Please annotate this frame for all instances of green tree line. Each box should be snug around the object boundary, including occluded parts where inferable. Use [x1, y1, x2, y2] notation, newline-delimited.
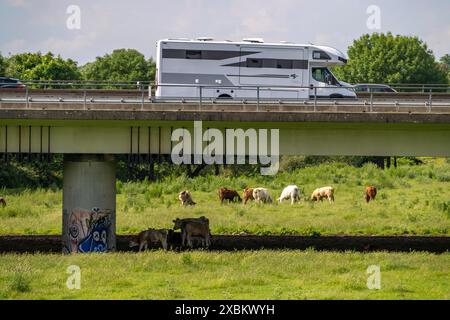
[0, 33, 448, 85]
[0, 49, 156, 86]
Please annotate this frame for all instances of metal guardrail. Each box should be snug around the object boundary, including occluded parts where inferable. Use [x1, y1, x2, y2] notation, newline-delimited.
[1, 82, 450, 113]
[11, 80, 450, 89]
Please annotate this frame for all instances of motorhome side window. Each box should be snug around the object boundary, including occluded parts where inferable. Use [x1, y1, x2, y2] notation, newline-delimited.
[262, 59, 277, 68]
[246, 58, 294, 69]
[312, 67, 338, 85]
[313, 50, 331, 60]
[247, 58, 262, 68]
[276, 59, 293, 69]
[186, 50, 202, 59]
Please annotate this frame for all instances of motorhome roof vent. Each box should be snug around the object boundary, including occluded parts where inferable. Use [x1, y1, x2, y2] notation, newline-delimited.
[196, 37, 214, 41]
[242, 38, 264, 43]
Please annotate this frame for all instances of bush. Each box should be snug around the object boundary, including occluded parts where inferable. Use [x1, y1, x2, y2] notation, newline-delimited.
[8, 273, 31, 293]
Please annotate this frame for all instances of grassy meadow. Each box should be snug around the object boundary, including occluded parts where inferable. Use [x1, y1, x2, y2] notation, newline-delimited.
[0, 158, 449, 236]
[0, 250, 448, 299]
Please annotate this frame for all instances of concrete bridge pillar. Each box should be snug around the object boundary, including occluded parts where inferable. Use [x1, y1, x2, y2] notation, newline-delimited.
[62, 154, 116, 253]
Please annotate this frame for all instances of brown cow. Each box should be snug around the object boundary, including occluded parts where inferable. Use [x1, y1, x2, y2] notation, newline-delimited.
[129, 229, 169, 251]
[173, 217, 211, 248]
[218, 187, 242, 204]
[0, 197, 6, 207]
[242, 188, 254, 205]
[365, 186, 377, 203]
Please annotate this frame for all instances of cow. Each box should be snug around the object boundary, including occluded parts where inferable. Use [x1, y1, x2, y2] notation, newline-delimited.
[365, 186, 377, 203]
[242, 188, 254, 205]
[167, 229, 182, 251]
[174, 216, 210, 226]
[167, 230, 206, 250]
[277, 185, 301, 205]
[252, 187, 273, 204]
[173, 217, 211, 249]
[178, 190, 196, 206]
[311, 186, 335, 203]
[0, 197, 6, 208]
[129, 229, 169, 251]
[218, 187, 242, 204]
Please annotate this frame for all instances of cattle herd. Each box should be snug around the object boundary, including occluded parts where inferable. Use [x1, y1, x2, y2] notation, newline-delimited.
[0, 186, 378, 252]
[129, 185, 378, 252]
[179, 185, 377, 206]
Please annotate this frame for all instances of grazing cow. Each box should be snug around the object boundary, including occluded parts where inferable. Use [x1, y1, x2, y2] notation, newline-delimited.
[277, 185, 301, 205]
[218, 187, 242, 204]
[365, 186, 377, 203]
[178, 190, 196, 206]
[129, 229, 169, 251]
[0, 197, 6, 208]
[173, 217, 211, 249]
[252, 187, 273, 204]
[311, 186, 335, 203]
[167, 230, 206, 250]
[242, 188, 254, 205]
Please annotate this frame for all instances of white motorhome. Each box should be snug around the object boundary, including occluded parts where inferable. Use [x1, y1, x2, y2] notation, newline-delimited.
[155, 38, 355, 100]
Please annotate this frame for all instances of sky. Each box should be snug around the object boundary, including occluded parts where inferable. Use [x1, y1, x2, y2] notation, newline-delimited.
[1, 0, 449, 65]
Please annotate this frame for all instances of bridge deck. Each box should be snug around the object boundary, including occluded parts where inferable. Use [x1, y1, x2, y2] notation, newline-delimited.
[1, 90, 449, 157]
[1, 108, 450, 124]
[1, 89, 450, 114]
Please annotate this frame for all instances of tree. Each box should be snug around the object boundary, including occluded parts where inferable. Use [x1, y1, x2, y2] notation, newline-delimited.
[333, 33, 448, 84]
[440, 54, 450, 68]
[5, 52, 81, 87]
[439, 54, 450, 83]
[5, 52, 81, 81]
[80, 49, 155, 84]
[0, 52, 7, 76]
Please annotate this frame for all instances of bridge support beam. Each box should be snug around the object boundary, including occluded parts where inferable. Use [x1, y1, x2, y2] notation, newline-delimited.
[62, 154, 116, 253]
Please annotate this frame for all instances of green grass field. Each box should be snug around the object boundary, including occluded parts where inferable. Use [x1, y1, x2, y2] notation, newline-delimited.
[0, 158, 449, 236]
[0, 158, 449, 300]
[0, 250, 448, 299]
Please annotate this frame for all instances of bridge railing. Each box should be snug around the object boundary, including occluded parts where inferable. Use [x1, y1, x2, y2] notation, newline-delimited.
[8, 80, 450, 92]
[1, 81, 450, 113]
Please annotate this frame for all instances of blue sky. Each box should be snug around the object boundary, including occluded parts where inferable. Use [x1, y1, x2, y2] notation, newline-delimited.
[1, 0, 449, 65]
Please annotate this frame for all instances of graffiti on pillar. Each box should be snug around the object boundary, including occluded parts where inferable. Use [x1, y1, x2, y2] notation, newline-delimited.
[66, 207, 112, 253]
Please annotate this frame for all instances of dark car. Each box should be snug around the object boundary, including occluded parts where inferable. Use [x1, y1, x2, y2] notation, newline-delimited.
[353, 84, 397, 93]
[0, 77, 26, 89]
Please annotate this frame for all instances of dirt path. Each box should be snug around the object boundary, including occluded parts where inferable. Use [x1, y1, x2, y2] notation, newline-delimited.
[0, 235, 448, 253]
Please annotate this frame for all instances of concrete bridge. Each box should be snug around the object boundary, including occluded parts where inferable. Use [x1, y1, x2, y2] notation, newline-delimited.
[1, 90, 449, 253]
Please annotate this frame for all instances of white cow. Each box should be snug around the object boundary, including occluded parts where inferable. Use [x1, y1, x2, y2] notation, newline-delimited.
[252, 187, 273, 204]
[277, 185, 301, 204]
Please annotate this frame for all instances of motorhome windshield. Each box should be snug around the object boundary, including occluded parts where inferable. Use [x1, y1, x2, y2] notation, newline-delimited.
[312, 68, 339, 86]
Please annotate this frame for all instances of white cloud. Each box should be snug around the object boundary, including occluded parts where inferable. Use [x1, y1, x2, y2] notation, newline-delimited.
[41, 32, 98, 56]
[1, 39, 27, 55]
[0, 0, 449, 63]
[4, 0, 29, 7]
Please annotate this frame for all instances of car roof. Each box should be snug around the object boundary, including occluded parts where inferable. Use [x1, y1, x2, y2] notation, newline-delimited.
[354, 84, 392, 87]
[0, 77, 20, 81]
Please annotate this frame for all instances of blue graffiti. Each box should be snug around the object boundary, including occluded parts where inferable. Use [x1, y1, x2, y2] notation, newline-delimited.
[78, 217, 109, 253]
